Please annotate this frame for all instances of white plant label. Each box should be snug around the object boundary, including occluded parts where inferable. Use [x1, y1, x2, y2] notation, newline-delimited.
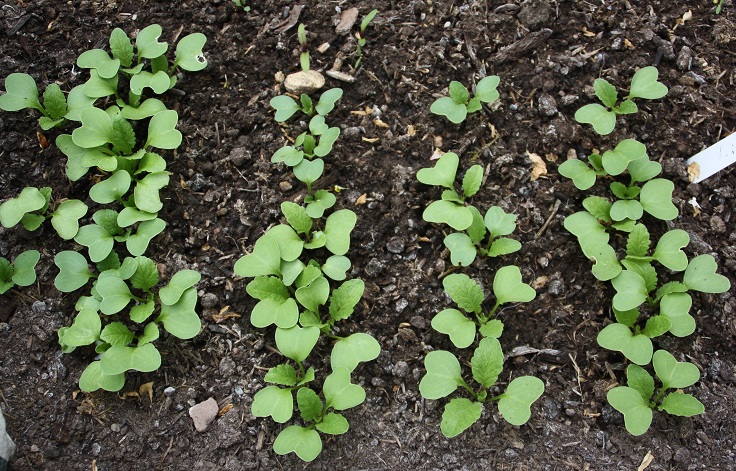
[686, 131, 736, 183]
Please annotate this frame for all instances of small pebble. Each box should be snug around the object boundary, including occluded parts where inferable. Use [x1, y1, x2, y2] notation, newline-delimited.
[164, 387, 176, 397]
[189, 397, 219, 432]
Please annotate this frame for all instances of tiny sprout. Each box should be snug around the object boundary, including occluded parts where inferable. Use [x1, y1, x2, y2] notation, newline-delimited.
[430, 76, 500, 124]
[297, 24, 310, 72]
[355, 9, 378, 68]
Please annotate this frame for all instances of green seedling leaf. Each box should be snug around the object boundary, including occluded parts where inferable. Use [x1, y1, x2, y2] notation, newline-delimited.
[484, 206, 516, 239]
[597, 323, 653, 365]
[109, 27, 133, 66]
[100, 322, 135, 347]
[64, 85, 95, 121]
[626, 364, 655, 402]
[471, 337, 503, 388]
[330, 333, 381, 372]
[441, 398, 483, 438]
[563, 211, 609, 248]
[10, 250, 40, 287]
[100, 343, 161, 375]
[136, 24, 168, 59]
[432, 309, 476, 348]
[582, 242, 622, 281]
[93, 209, 121, 236]
[54, 251, 94, 292]
[265, 225, 303, 262]
[607, 386, 653, 436]
[651, 229, 689, 271]
[0, 259, 11, 294]
[429, 95, 468, 124]
[479, 319, 503, 338]
[497, 376, 544, 426]
[270, 95, 300, 122]
[575, 103, 616, 135]
[159, 269, 201, 305]
[616, 99, 638, 115]
[77, 49, 120, 79]
[130, 301, 155, 323]
[0, 73, 42, 112]
[487, 238, 522, 258]
[466, 206, 486, 244]
[79, 361, 126, 392]
[97, 276, 134, 314]
[156, 287, 201, 339]
[316, 412, 349, 435]
[281, 201, 312, 235]
[602, 139, 647, 175]
[122, 98, 167, 121]
[611, 270, 647, 311]
[640, 179, 677, 221]
[130, 71, 171, 95]
[321, 255, 351, 281]
[73, 107, 114, 148]
[462, 165, 484, 198]
[75, 224, 115, 263]
[423, 200, 472, 231]
[56, 134, 92, 181]
[581, 196, 611, 223]
[659, 392, 704, 417]
[641, 315, 671, 338]
[135, 151, 167, 174]
[137, 322, 159, 345]
[251, 297, 299, 329]
[265, 364, 298, 386]
[683, 254, 730, 293]
[59, 309, 101, 349]
[273, 426, 322, 462]
[475, 75, 500, 103]
[593, 78, 618, 108]
[252, 385, 294, 423]
[324, 367, 366, 410]
[417, 152, 459, 189]
[627, 157, 662, 184]
[324, 209, 357, 256]
[146, 110, 182, 149]
[558, 159, 597, 190]
[0, 187, 46, 228]
[329, 279, 364, 321]
[443, 273, 484, 313]
[419, 350, 463, 400]
[493, 265, 535, 305]
[653, 350, 700, 389]
[246, 276, 289, 301]
[628, 66, 668, 100]
[235, 235, 282, 278]
[315, 88, 343, 116]
[293, 158, 324, 186]
[610, 200, 643, 222]
[82, 70, 118, 98]
[625, 224, 650, 258]
[89, 170, 131, 204]
[272, 145, 303, 166]
[42, 83, 67, 121]
[444, 233, 477, 267]
[660, 293, 695, 337]
[275, 326, 320, 362]
[117, 207, 157, 228]
[297, 387, 323, 422]
[174, 32, 208, 71]
[50, 199, 88, 240]
[126, 218, 166, 256]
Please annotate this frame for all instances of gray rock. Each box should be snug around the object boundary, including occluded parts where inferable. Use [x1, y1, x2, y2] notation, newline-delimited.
[200, 292, 218, 309]
[677, 46, 692, 71]
[219, 357, 237, 377]
[189, 397, 219, 432]
[392, 361, 409, 378]
[386, 236, 405, 254]
[517, 0, 551, 30]
[538, 93, 558, 116]
[284, 70, 325, 95]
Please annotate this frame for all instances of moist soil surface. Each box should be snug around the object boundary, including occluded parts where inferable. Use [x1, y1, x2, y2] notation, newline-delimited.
[1, 1, 736, 470]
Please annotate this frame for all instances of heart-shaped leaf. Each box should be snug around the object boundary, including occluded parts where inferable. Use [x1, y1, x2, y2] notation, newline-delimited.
[659, 392, 704, 417]
[275, 326, 320, 362]
[479, 319, 503, 338]
[0, 187, 46, 228]
[89, 170, 131, 204]
[97, 276, 134, 314]
[417, 152, 459, 189]
[234, 234, 281, 278]
[419, 350, 463, 400]
[100, 343, 161, 375]
[126, 218, 166, 256]
[497, 376, 544, 425]
[652, 350, 700, 390]
[51, 199, 88, 240]
[563, 211, 609, 249]
[293, 158, 324, 186]
[273, 426, 322, 462]
[484, 206, 517, 239]
[611, 270, 647, 311]
[78, 361, 126, 392]
[431, 309, 476, 348]
[82, 70, 118, 99]
[252, 385, 294, 423]
[683, 254, 730, 293]
[660, 293, 695, 337]
[640, 179, 677, 221]
[597, 323, 653, 365]
[75, 224, 115, 263]
[54, 251, 94, 292]
[146, 110, 181, 149]
[251, 297, 299, 329]
[423, 200, 473, 231]
[316, 412, 349, 435]
[610, 200, 643, 222]
[607, 386, 652, 436]
[558, 159, 597, 190]
[431, 96, 467, 124]
[441, 398, 483, 438]
[628, 66, 668, 100]
[159, 269, 201, 305]
[58, 308, 101, 349]
[133, 171, 169, 213]
[493, 265, 535, 305]
[321, 255, 350, 281]
[72, 107, 114, 148]
[0, 73, 41, 112]
[323, 367, 366, 410]
[270, 95, 300, 122]
[627, 157, 662, 184]
[136, 24, 168, 59]
[10, 250, 40, 287]
[324, 209, 357, 256]
[330, 333, 380, 372]
[174, 33, 208, 71]
[582, 242, 622, 281]
[575, 103, 616, 135]
[77, 49, 120, 79]
[602, 139, 647, 175]
[295, 275, 329, 313]
[652, 229, 689, 271]
[475, 75, 500, 103]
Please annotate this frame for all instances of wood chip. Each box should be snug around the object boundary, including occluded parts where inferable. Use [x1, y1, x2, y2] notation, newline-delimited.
[326, 70, 355, 82]
[637, 451, 654, 471]
[335, 7, 359, 35]
[490, 29, 552, 64]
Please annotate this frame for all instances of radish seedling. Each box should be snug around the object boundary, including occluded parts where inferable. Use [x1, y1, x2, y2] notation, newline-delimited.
[430, 76, 500, 124]
[354, 9, 378, 68]
[0, 250, 40, 294]
[270, 88, 343, 122]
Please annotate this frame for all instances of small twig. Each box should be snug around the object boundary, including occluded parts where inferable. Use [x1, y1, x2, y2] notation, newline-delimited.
[534, 199, 561, 240]
[158, 437, 174, 468]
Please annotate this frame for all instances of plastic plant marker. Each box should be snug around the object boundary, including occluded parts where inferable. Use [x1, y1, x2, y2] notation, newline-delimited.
[686, 131, 736, 183]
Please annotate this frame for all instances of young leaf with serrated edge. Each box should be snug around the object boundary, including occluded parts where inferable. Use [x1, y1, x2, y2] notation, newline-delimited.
[626, 364, 654, 402]
[471, 337, 503, 388]
[462, 165, 483, 198]
[100, 322, 134, 346]
[316, 412, 349, 435]
[130, 257, 159, 291]
[329, 279, 364, 322]
[297, 387, 323, 422]
[281, 201, 312, 235]
[625, 224, 650, 258]
[659, 392, 704, 417]
[265, 364, 299, 386]
[442, 273, 483, 313]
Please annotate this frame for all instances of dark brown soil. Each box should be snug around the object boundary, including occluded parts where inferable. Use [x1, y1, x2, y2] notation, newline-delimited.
[1, 0, 735, 470]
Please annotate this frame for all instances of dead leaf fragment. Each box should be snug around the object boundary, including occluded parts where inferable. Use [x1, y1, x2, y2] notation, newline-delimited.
[355, 194, 367, 205]
[406, 125, 416, 137]
[687, 161, 700, 182]
[362, 137, 379, 143]
[637, 450, 654, 471]
[527, 152, 547, 180]
[218, 403, 234, 416]
[373, 118, 389, 128]
[139, 382, 154, 403]
[624, 38, 635, 49]
[212, 306, 241, 323]
[532, 276, 548, 289]
[37, 132, 48, 149]
[350, 106, 375, 116]
[582, 26, 597, 37]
